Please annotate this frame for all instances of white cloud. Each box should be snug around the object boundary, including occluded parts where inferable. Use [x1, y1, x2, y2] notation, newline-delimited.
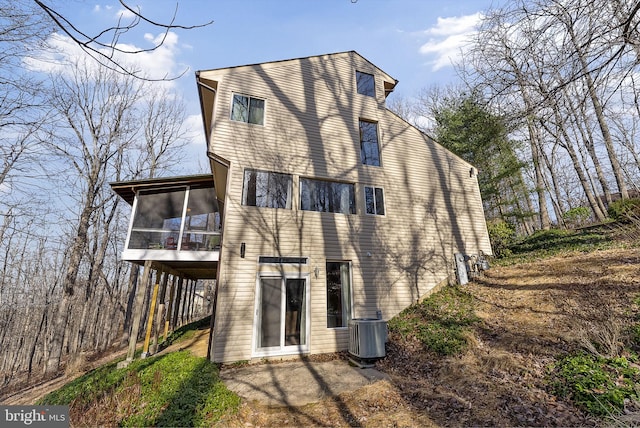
[116, 7, 137, 20]
[184, 114, 205, 145]
[23, 30, 185, 83]
[92, 4, 113, 13]
[419, 12, 483, 71]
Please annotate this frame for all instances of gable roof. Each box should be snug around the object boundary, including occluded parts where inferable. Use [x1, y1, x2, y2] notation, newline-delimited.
[195, 51, 398, 145]
[196, 50, 397, 88]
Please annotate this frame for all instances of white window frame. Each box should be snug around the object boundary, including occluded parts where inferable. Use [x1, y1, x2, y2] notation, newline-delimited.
[252, 272, 311, 358]
[299, 177, 356, 215]
[364, 185, 385, 216]
[230, 93, 266, 126]
[359, 119, 381, 166]
[242, 169, 293, 209]
[325, 260, 353, 329]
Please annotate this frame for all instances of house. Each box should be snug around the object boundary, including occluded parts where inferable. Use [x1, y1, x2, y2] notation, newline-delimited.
[113, 51, 492, 364]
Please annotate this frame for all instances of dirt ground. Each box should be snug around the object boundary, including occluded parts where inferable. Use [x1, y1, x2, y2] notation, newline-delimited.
[4, 247, 640, 426]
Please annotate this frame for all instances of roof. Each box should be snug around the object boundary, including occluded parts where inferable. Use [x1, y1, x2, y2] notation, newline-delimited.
[109, 174, 214, 205]
[195, 50, 397, 85]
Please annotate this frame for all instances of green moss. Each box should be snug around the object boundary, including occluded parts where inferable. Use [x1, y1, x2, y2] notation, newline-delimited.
[550, 353, 640, 416]
[495, 229, 614, 266]
[388, 286, 478, 356]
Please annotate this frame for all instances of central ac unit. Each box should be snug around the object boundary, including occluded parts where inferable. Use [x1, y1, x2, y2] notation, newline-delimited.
[348, 318, 387, 359]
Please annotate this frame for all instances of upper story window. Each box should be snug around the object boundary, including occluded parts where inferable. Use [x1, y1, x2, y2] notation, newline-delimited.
[242, 169, 292, 209]
[300, 178, 355, 215]
[359, 120, 380, 166]
[365, 186, 385, 215]
[231, 94, 265, 125]
[356, 71, 375, 97]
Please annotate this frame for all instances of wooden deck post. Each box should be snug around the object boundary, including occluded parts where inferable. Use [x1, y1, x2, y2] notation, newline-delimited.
[125, 260, 152, 362]
[142, 267, 162, 357]
[180, 279, 190, 325]
[188, 280, 197, 321]
[164, 275, 177, 339]
[186, 280, 195, 323]
[172, 277, 184, 329]
[151, 270, 169, 354]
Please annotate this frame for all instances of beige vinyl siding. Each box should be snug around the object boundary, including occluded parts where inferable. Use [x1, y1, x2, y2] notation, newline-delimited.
[202, 52, 491, 362]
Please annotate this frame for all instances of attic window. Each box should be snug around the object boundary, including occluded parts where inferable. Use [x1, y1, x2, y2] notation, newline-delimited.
[231, 94, 265, 125]
[356, 71, 375, 97]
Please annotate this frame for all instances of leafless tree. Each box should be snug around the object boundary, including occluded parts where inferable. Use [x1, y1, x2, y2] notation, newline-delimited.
[37, 56, 190, 375]
[459, 0, 640, 227]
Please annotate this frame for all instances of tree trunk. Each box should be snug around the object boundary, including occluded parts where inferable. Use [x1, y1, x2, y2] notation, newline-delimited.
[121, 264, 139, 346]
[45, 293, 72, 375]
[528, 121, 552, 230]
[28, 308, 48, 378]
[566, 22, 629, 199]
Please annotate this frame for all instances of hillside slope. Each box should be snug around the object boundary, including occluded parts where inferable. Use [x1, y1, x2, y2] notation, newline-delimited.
[231, 246, 640, 427]
[5, 244, 640, 427]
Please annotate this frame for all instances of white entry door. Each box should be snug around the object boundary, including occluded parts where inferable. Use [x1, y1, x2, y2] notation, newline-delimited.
[254, 274, 309, 356]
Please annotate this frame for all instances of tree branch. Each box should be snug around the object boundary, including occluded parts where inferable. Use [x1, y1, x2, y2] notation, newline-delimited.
[32, 0, 213, 81]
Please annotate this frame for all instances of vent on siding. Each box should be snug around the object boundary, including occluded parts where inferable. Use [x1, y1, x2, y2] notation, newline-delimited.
[258, 256, 308, 264]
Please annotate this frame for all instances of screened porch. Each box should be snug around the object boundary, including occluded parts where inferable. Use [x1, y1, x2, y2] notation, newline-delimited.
[111, 174, 221, 264]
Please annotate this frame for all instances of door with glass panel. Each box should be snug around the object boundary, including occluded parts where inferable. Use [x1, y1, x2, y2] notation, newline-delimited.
[255, 275, 309, 355]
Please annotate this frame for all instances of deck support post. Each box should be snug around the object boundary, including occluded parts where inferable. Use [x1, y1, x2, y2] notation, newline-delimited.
[180, 278, 190, 325]
[142, 267, 162, 357]
[124, 260, 152, 363]
[151, 271, 170, 354]
[164, 275, 177, 339]
[186, 280, 195, 322]
[173, 277, 184, 329]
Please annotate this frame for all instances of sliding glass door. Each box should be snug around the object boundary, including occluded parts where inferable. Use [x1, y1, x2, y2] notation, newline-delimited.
[255, 275, 309, 356]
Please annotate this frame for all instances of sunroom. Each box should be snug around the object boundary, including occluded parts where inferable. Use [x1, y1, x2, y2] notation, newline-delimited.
[110, 174, 221, 277]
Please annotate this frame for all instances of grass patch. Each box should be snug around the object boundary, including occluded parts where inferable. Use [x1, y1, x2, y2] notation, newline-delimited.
[495, 229, 614, 266]
[162, 316, 211, 348]
[388, 286, 478, 356]
[549, 353, 640, 416]
[548, 293, 640, 417]
[38, 350, 239, 427]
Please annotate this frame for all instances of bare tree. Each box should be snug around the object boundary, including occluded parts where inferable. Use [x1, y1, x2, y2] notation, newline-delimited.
[460, 0, 640, 228]
[0, 0, 205, 384]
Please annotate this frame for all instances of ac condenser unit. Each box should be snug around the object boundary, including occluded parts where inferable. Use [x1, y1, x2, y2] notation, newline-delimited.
[348, 318, 387, 359]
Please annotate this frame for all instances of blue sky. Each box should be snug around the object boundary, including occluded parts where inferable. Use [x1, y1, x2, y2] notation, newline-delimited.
[44, 0, 498, 172]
